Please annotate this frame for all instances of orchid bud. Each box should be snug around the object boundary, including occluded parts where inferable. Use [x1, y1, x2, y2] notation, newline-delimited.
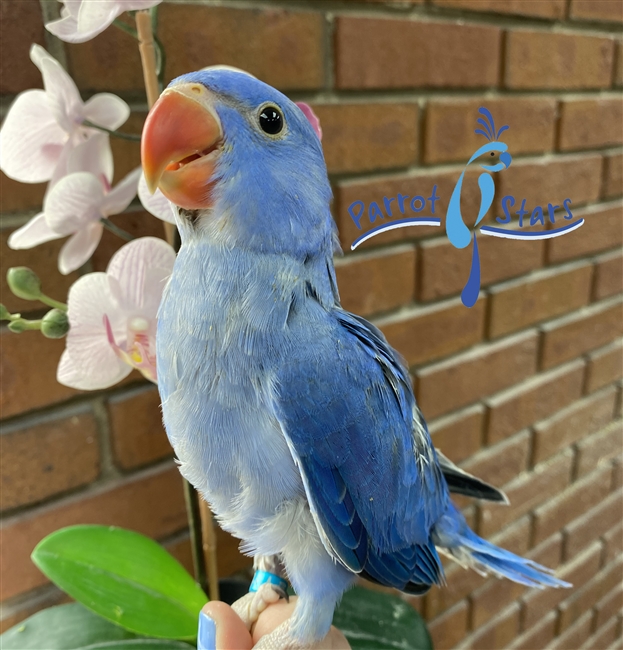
[0, 304, 13, 321]
[8, 319, 28, 333]
[7, 267, 42, 301]
[41, 309, 70, 339]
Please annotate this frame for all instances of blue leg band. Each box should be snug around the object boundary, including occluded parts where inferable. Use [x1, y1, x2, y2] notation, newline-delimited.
[249, 569, 288, 593]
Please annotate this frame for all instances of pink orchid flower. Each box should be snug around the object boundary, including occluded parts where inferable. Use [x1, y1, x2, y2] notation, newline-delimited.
[8, 133, 141, 275]
[46, 0, 162, 43]
[0, 45, 129, 185]
[58, 236, 176, 390]
[138, 172, 176, 223]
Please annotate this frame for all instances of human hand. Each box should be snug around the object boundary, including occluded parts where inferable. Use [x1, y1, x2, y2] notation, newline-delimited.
[197, 597, 351, 649]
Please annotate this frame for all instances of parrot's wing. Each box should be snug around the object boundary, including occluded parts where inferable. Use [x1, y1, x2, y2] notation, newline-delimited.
[271, 309, 447, 589]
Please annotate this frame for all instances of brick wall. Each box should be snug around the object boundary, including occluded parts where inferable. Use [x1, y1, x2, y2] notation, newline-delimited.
[1, 0, 622, 647]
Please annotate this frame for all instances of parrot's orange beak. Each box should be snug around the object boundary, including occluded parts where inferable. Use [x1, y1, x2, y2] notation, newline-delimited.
[141, 83, 223, 210]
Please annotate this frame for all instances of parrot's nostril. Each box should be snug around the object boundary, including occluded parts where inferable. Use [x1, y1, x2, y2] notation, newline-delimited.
[190, 85, 202, 94]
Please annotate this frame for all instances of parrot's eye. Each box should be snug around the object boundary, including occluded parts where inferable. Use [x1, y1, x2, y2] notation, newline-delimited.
[258, 104, 284, 136]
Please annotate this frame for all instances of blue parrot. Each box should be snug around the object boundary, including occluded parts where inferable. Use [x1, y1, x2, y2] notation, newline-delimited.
[142, 67, 570, 648]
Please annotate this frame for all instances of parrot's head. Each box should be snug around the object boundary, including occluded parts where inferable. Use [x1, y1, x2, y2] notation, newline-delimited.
[141, 67, 334, 257]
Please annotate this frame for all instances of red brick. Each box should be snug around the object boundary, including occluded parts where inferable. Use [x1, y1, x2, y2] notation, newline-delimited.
[334, 167, 473, 253]
[1, 228, 81, 315]
[416, 331, 538, 419]
[497, 154, 603, 212]
[0, 463, 187, 602]
[616, 40, 623, 85]
[568, 490, 622, 561]
[432, 0, 566, 18]
[428, 405, 484, 464]
[479, 449, 573, 537]
[419, 230, 545, 302]
[0, 173, 46, 214]
[595, 583, 623, 629]
[603, 153, 623, 198]
[488, 262, 593, 338]
[0, 410, 100, 512]
[335, 16, 501, 89]
[427, 599, 469, 649]
[547, 202, 623, 264]
[335, 245, 416, 317]
[575, 421, 623, 478]
[541, 297, 623, 369]
[108, 385, 173, 471]
[0, 0, 45, 95]
[586, 339, 623, 393]
[68, 6, 324, 94]
[463, 603, 520, 649]
[522, 541, 601, 628]
[378, 297, 485, 367]
[604, 521, 623, 563]
[505, 31, 615, 89]
[533, 465, 612, 545]
[0, 332, 78, 419]
[530, 530, 564, 569]
[559, 99, 623, 151]
[486, 359, 585, 444]
[424, 97, 557, 164]
[461, 430, 531, 489]
[508, 611, 557, 649]
[594, 250, 623, 300]
[582, 615, 620, 649]
[559, 557, 623, 631]
[533, 387, 617, 464]
[570, 0, 623, 22]
[315, 103, 418, 176]
[548, 610, 594, 649]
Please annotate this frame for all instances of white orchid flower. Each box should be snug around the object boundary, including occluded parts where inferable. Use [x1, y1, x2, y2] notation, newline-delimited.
[58, 236, 175, 390]
[138, 172, 176, 223]
[46, 0, 162, 43]
[0, 44, 129, 185]
[8, 132, 141, 275]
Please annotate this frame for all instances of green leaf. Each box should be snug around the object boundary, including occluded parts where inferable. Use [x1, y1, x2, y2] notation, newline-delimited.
[333, 587, 433, 650]
[31, 526, 207, 640]
[0, 603, 193, 650]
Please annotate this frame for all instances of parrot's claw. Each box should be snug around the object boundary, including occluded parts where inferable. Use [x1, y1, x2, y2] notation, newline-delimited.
[231, 583, 286, 631]
[253, 620, 319, 649]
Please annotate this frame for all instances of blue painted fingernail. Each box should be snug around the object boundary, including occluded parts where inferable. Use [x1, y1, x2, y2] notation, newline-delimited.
[198, 610, 216, 650]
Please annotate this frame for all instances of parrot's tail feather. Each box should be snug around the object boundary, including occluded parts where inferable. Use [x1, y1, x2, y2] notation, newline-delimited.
[434, 502, 571, 590]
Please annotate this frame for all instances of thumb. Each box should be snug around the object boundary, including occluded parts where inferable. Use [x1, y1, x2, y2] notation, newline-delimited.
[198, 602, 253, 650]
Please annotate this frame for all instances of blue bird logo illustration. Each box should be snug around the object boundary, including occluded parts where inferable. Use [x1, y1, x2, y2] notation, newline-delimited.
[446, 107, 512, 307]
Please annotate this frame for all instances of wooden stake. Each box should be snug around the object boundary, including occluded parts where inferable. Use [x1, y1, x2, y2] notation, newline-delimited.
[135, 9, 220, 602]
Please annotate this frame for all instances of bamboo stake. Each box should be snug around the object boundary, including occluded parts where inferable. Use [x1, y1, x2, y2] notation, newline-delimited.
[136, 11, 175, 246]
[135, 9, 220, 602]
[200, 499, 220, 602]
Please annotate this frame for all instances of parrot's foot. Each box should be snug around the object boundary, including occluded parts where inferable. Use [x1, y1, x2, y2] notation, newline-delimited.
[231, 583, 287, 631]
[253, 619, 320, 649]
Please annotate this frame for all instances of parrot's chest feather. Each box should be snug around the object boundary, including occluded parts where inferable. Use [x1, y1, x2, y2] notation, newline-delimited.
[157, 244, 314, 547]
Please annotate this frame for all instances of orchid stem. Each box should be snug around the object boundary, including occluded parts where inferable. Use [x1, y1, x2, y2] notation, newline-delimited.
[39, 295, 68, 312]
[101, 218, 135, 242]
[113, 18, 138, 39]
[84, 121, 141, 142]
